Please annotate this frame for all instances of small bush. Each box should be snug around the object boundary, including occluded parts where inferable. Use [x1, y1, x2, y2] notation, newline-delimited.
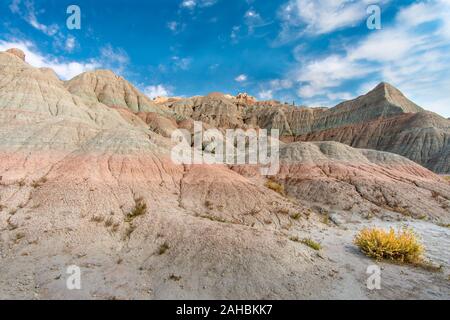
[289, 236, 322, 250]
[354, 227, 424, 263]
[301, 238, 322, 251]
[200, 214, 227, 223]
[265, 180, 285, 195]
[104, 217, 114, 227]
[290, 212, 301, 220]
[157, 242, 169, 255]
[125, 197, 147, 222]
[91, 215, 104, 223]
[204, 200, 214, 210]
[31, 177, 48, 188]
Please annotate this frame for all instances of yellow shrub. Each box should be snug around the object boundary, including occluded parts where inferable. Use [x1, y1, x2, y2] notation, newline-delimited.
[265, 180, 285, 195]
[354, 227, 424, 263]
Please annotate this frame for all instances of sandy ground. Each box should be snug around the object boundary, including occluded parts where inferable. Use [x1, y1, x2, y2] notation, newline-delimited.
[1, 211, 448, 300]
[301, 218, 450, 299]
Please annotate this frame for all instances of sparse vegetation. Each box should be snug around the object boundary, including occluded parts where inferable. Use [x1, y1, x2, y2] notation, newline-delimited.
[15, 232, 25, 240]
[354, 227, 424, 264]
[169, 274, 181, 281]
[204, 200, 214, 210]
[200, 214, 227, 223]
[277, 207, 290, 215]
[289, 236, 322, 250]
[17, 179, 26, 187]
[125, 197, 147, 222]
[290, 212, 301, 220]
[390, 206, 412, 217]
[123, 224, 136, 240]
[321, 215, 330, 225]
[265, 179, 285, 195]
[104, 217, 114, 227]
[31, 177, 47, 188]
[157, 242, 170, 255]
[301, 238, 322, 251]
[91, 214, 104, 223]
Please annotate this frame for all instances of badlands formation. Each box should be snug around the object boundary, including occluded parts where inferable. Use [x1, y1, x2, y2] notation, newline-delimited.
[0, 48, 449, 299]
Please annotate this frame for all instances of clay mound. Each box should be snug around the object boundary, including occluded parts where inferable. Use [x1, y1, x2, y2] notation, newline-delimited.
[293, 111, 450, 173]
[278, 142, 450, 222]
[135, 111, 181, 138]
[6, 48, 25, 61]
[65, 70, 167, 114]
[167, 95, 246, 128]
[179, 164, 310, 228]
[0, 51, 138, 130]
[332, 82, 423, 116]
[234, 141, 449, 223]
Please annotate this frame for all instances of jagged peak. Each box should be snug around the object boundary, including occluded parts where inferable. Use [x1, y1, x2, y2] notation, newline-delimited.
[340, 82, 423, 114]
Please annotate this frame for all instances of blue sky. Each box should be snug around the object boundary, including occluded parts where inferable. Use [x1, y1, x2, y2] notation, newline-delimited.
[1, 0, 449, 117]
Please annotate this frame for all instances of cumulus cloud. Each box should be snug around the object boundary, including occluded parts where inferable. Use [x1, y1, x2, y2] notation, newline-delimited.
[276, 0, 450, 116]
[258, 90, 273, 100]
[9, 0, 78, 54]
[172, 56, 192, 71]
[0, 39, 99, 80]
[0, 39, 134, 81]
[144, 85, 172, 99]
[276, 0, 389, 43]
[65, 36, 76, 53]
[180, 0, 217, 10]
[95, 45, 132, 76]
[10, 0, 59, 36]
[235, 74, 248, 82]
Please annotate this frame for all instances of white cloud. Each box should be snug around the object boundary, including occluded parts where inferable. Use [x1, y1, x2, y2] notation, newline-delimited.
[172, 56, 192, 70]
[277, 0, 386, 39]
[181, 0, 197, 9]
[180, 0, 217, 10]
[296, 55, 372, 98]
[230, 25, 240, 42]
[270, 79, 293, 90]
[326, 91, 353, 101]
[99, 45, 130, 75]
[167, 21, 178, 32]
[235, 74, 248, 82]
[278, 0, 450, 117]
[65, 36, 76, 52]
[258, 90, 273, 100]
[144, 85, 172, 99]
[23, 0, 59, 36]
[0, 39, 99, 80]
[9, 0, 78, 55]
[9, 0, 21, 13]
